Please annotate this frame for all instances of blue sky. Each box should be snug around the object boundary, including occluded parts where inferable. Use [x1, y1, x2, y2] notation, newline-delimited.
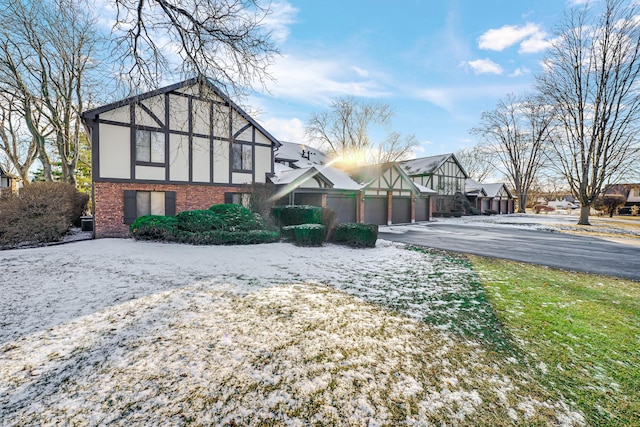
[250, 0, 584, 156]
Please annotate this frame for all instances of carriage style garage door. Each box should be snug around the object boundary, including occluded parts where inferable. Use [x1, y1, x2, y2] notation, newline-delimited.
[326, 195, 357, 224]
[391, 197, 411, 224]
[364, 197, 388, 225]
[415, 197, 429, 222]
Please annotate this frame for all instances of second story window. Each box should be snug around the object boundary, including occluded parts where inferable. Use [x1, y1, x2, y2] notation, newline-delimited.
[136, 130, 165, 164]
[232, 143, 252, 171]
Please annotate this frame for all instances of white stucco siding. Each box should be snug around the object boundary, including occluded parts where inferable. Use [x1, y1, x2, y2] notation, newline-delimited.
[136, 97, 165, 128]
[168, 94, 190, 133]
[213, 106, 230, 138]
[99, 124, 130, 179]
[192, 99, 211, 135]
[254, 130, 272, 145]
[169, 134, 189, 181]
[192, 137, 210, 183]
[100, 106, 129, 124]
[235, 127, 253, 141]
[231, 113, 250, 136]
[213, 139, 229, 183]
[232, 172, 252, 184]
[254, 145, 272, 184]
[135, 165, 165, 180]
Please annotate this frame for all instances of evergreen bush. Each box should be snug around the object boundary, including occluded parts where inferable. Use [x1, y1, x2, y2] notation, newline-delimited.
[332, 223, 378, 248]
[292, 224, 325, 246]
[270, 205, 323, 227]
[208, 203, 263, 230]
[130, 215, 179, 240]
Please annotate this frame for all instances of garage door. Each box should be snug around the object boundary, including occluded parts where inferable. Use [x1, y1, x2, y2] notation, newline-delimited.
[415, 197, 429, 222]
[364, 197, 387, 225]
[391, 197, 411, 224]
[326, 195, 357, 224]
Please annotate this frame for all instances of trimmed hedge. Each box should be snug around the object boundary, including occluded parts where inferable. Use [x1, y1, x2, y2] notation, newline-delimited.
[176, 209, 222, 232]
[271, 205, 323, 227]
[292, 224, 325, 246]
[129, 215, 179, 240]
[171, 229, 280, 245]
[208, 203, 264, 231]
[332, 223, 378, 248]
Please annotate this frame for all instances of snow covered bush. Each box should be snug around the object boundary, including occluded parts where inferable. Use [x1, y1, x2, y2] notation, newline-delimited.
[171, 229, 280, 245]
[208, 203, 264, 231]
[332, 223, 378, 248]
[291, 224, 325, 246]
[129, 215, 179, 240]
[0, 182, 88, 247]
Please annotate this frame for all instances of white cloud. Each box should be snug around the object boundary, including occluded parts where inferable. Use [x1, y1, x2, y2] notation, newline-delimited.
[417, 88, 455, 111]
[259, 117, 308, 143]
[509, 67, 530, 77]
[478, 23, 545, 52]
[467, 58, 504, 75]
[519, 33, 551, 53]
[351, 66, 370, 78]
[265, 55, 389, 104]
[262, 2, 298, 44]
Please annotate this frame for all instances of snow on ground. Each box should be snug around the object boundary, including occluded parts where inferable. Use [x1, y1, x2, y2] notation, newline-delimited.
[0, 239, 585, 425]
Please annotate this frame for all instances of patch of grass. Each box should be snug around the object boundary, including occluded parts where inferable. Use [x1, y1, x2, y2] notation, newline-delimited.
[469, 256, 640, 426]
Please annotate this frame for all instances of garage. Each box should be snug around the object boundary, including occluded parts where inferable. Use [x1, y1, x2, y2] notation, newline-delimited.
[364, 196, 388, 225]
[415, 197, 429, 221]
[391, 197, 411, 224]
[326, 194, 357, 224]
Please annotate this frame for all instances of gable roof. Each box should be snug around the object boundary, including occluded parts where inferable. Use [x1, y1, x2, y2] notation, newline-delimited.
[352, 162, 436, 195]
[270, 166, 333, 188]
[0, 165, 18, 179]
[81, 77, 281, 148]
[482, 182, 513, 198]
[399, 153, 468, 178]
[274, 141, 330, 168]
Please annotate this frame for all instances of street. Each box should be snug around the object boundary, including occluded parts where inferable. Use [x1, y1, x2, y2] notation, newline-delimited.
[379, 222, 640, 280]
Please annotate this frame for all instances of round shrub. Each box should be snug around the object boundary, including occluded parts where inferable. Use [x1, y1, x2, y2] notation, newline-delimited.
[130, 215, 179, 240]
[208, 203, 265, 231]
[176, 209, 222, 232]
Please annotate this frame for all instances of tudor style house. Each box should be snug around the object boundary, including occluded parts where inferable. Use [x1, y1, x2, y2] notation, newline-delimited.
[81, 78, 280, 237]
[399, 153, 468, 215]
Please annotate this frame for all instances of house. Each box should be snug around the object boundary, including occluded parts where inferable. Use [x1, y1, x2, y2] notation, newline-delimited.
[465, 179, 515, 214]
[272, 141, 435, 224]
[602, 183, 640, 215]
[0, 166, 19, 195]
[81, 78, 281, 237]
[399, 154, 468, 216]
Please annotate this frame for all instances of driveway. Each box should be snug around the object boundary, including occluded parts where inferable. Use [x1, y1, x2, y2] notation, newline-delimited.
[379, 220, 640, 280]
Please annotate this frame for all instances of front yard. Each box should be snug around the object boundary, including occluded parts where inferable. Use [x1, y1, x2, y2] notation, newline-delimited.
[1, 238, 637, 425]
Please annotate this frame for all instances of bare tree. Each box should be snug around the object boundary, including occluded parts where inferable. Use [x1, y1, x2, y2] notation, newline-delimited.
[455, 145, 496, 182]
[471, 93, 553, 213]
[0, 93, 41, 184]
[112, 0, 278, 93]
[537, 0, 640, 225]
[0, 0, 101, 186]
[306, 96, 417, 170]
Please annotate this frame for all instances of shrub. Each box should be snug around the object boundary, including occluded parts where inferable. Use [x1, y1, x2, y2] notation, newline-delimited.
[271, 205, 323, 227]
[130, 215, 179, 240]
[170, 229, 279, 245]
[291, 224, 325, 246]
[332, 223, 378, 248]
[208, 203, 264, 231]
[176, 210, 221, 232]
[0, 182, 89, 247]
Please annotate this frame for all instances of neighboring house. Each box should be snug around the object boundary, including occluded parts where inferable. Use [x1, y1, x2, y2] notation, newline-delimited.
[81, 78, 281, 237]
[603, 183, 640, 214]
[465, 179, 515, 214]
[272, 142, 435, 224]
[399, 154, 468, 215]
[0, 166, 19, 195]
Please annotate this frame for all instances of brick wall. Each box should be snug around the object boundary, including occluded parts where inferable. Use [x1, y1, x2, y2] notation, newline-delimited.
[94, 182, 245, 238]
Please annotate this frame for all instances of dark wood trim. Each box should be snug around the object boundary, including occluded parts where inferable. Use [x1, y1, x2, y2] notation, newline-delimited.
[165, 93, 170, 182]
[90, 119, 100, 180]
[188, 97, 193, 182]
[136, 102, 165, 128]
[130, 104, 136, 180]
[233, 122, 252, 139]
[93, 177, 256, 187]
[135, 161, 165, 167]
[252, 127, 256, 182]
[167, 89, 226, 105]
[209, 103, 214, 184]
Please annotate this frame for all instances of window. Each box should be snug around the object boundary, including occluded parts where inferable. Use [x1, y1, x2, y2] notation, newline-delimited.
[436, 198, 445, 212]
[124, 190, 176, 224]
[232, 144, 252, 171]
[136, 191, 165, 217]
[136, 130, 165, 163]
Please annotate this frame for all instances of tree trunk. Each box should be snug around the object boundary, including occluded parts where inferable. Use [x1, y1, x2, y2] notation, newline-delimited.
[518, 194, 527, 213]
[578, 205, 591, 225]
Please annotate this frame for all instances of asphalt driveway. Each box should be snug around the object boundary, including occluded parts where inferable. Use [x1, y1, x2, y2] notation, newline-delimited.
[379, 221, 640, 280]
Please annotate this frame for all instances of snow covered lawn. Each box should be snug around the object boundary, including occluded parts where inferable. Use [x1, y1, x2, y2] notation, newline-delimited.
[1, 239, 584, 425]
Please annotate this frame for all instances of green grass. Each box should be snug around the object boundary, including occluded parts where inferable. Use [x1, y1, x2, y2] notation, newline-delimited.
[469, 256, 640, 426]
